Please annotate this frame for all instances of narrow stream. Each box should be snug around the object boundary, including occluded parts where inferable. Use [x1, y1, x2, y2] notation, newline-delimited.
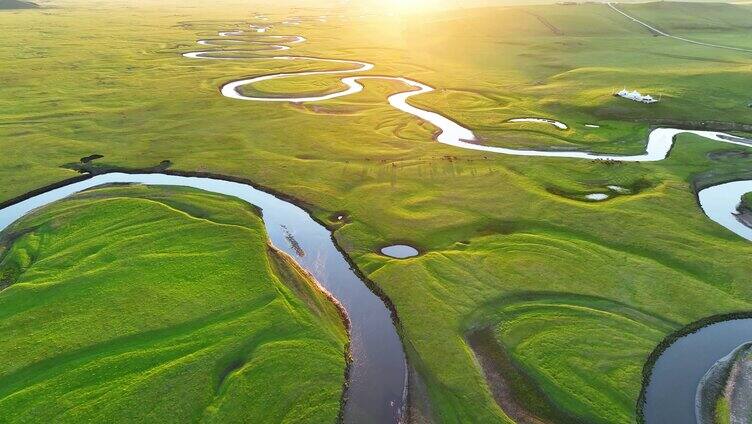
[0, 173, 407, 424]
[184, 28, 752, 162]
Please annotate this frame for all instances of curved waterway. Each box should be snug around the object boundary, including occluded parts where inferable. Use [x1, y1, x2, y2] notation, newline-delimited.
[642, 319, 752, 423]
[698, 180, 752, 241]
[0, 173, 407, 424]
[183, 28, 752, 239]
[184, 29, 752, 162]
[180, 21, 752, 422]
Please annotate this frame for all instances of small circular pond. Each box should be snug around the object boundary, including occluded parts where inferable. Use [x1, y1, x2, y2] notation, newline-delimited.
[381, 245, 419, 259]
[642, 318, 752, 423]
[585, 193, 609, 201]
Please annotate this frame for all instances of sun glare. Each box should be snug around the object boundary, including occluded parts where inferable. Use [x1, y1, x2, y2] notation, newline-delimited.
[388, 0, 445, 13]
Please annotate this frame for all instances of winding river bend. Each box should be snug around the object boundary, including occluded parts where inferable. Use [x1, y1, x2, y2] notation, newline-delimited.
[698, 180, 752, 241]
[184, 27, 752, 161]
[178, 20, 752, 422]
[182, 24, 752, 221]
[0, 173, 407, 424]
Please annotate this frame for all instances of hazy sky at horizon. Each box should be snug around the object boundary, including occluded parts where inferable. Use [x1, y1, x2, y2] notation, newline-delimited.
[334, 0, 538, 14]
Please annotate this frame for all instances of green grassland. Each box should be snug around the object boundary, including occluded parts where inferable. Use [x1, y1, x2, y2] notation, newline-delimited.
[0, 185, 348, 423]
[2, 0, 752, 423]
[742, 192, 752, 210]
[619, 2, 752, 50]
[621, 2, 752, 32]
[485, 295, 676, 423]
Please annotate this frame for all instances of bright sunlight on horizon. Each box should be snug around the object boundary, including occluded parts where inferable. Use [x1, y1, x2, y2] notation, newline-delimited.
[371, 0, 499, 13]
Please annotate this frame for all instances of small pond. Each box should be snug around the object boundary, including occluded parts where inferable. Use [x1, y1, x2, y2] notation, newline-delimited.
[381, 245, 419, 259]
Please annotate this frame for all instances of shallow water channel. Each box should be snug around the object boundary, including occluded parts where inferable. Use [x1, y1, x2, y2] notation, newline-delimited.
[0, 172, 407, 424]
[643, 319, 752, 423]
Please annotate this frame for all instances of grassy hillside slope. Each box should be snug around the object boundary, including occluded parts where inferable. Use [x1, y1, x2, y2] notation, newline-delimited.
[622, 2, 752, 31]
[0, 185, 347, 423]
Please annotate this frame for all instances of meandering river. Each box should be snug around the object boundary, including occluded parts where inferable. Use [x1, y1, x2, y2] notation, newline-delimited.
[180, 22, 752, 423]
[185, 28, 752, 162]
[0, 173, 407, 424]
[2, 18, 749, 424]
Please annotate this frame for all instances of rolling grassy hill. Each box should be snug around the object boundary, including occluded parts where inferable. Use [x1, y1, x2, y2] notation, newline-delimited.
[621, 1, 752, 31]
[0, 185, 348, 423]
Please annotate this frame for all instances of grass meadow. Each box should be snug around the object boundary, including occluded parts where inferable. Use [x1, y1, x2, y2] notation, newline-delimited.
[1, 0, 752, 422]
